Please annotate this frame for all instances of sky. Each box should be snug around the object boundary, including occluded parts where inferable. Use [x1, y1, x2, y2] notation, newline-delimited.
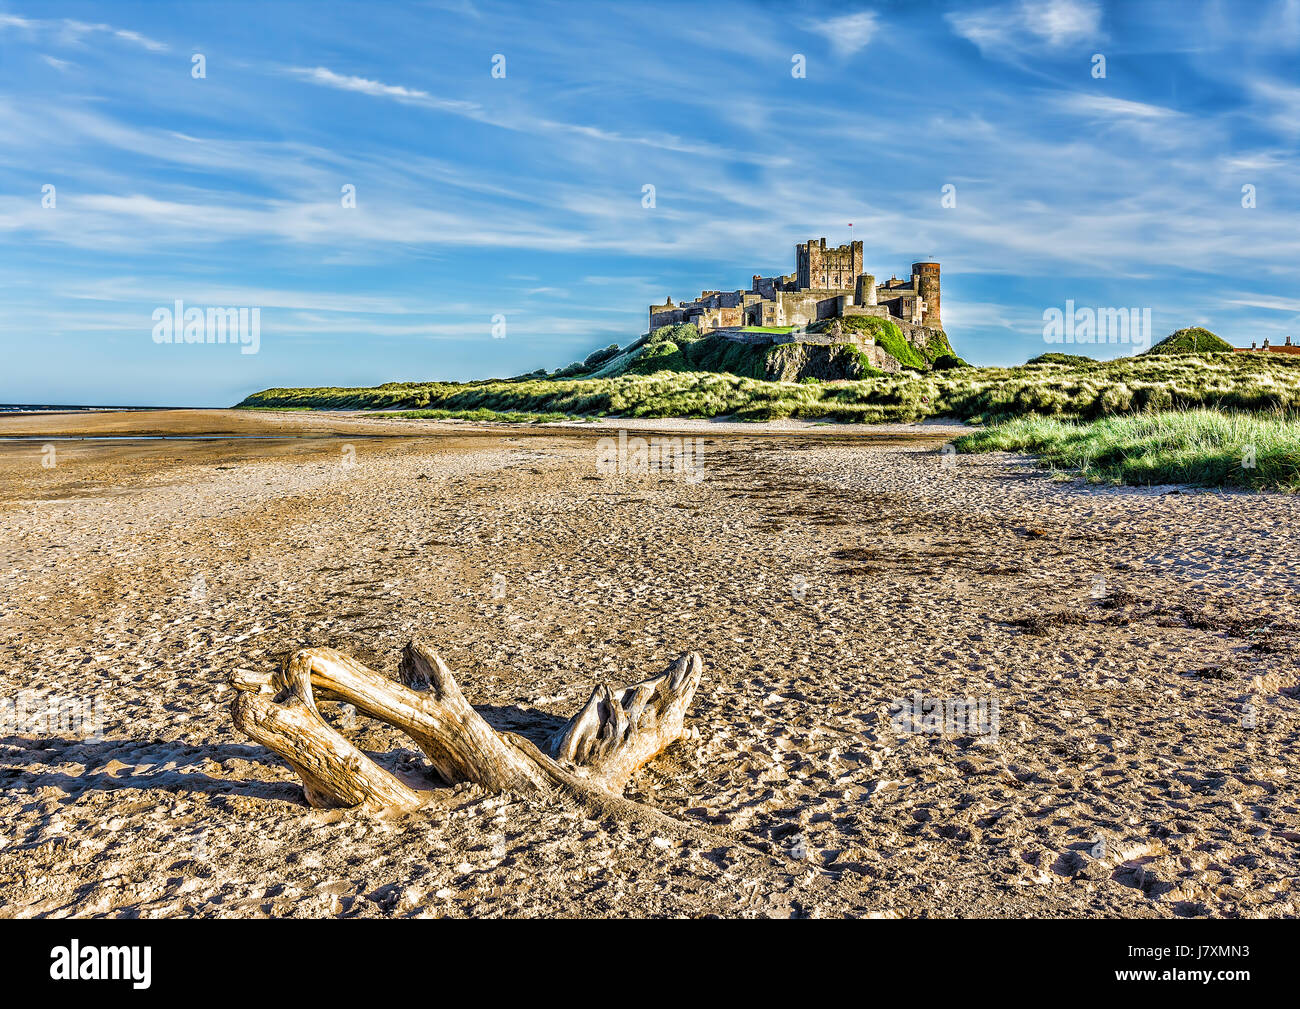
[1, 0, 1299, 406]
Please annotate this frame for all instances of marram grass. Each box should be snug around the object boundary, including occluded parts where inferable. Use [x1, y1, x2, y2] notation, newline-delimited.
[954, 410, 1300, 492]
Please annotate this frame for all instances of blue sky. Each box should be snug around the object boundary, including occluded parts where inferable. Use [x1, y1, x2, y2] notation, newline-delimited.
[2, 0, 1299, 406]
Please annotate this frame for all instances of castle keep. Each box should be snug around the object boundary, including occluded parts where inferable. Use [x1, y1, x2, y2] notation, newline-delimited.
[649, 239, 942, 334]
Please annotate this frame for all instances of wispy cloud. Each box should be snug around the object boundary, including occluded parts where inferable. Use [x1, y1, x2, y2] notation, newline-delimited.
[948, 0, 1103, 56]
[1223, 294, 1300, 313]
[0, 14, 168, 51]
[285, 66, 483, 115]
[1057, 94, 1179, 119]
[807, 11, 879, 57]
[286, 62, 783, 163]
[1248, 79, 1300, 134]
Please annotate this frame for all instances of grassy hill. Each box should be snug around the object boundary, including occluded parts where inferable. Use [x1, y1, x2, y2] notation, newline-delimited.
[1144, 327, 1235, 355]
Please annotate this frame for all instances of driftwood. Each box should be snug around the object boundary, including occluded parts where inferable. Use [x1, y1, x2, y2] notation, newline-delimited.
[230, 641, 704, 818]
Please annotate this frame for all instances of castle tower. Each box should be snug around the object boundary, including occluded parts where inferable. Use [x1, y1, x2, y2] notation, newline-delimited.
[796, 238, 864, 290]
[912, 262, 941, 328]
[855, 273, 876, 306]
[795, 239, 816, 289]
[848, 242, 864, 287]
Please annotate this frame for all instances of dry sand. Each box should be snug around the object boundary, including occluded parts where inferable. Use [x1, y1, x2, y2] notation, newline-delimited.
[0, 408, 1297, 918]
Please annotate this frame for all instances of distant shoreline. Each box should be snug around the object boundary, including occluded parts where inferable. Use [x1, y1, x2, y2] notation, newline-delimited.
[0, 404, 193, 414]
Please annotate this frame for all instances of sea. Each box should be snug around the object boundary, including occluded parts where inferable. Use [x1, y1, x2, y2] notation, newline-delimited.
[0, 404, 172, 414]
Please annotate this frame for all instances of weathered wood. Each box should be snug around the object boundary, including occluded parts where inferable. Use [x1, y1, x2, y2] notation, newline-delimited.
[231, 672, 423, 811]
[229, 641, 703, 813]
[548, 652, 702, 786]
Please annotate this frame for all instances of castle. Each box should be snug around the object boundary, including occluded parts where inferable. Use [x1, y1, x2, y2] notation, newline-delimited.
[649, 239, 942, 334]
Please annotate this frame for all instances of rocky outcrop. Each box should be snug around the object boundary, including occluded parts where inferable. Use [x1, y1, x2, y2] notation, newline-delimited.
[763, 341, 899, 382]
[711, 318, 956, 379]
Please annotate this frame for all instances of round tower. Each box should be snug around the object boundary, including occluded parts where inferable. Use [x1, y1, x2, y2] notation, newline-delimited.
[855, 273, 876, 307]
[912, 262, 941, 328]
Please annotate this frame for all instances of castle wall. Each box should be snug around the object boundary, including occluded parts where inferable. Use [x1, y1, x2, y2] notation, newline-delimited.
[751, 299, 782, 327]
[649, 306, 690, 330]
[692, 305, 743, 330]
[695, 290, 744, 309]
[878, 294, 926, 325]
[843, 304, 891, 319]
[777, 290, 845, 327]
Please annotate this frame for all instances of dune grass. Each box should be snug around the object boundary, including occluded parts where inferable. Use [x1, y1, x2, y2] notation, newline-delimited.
[954, 410, 1300, 491]
[238, 351, 1300, 426]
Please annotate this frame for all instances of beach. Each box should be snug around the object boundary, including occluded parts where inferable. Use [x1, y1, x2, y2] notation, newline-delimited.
[0, 408, 1297, 918]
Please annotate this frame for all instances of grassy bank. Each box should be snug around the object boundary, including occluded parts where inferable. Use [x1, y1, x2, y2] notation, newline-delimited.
[239, 352, 1300, 425]
[955, 410, 1300, 491]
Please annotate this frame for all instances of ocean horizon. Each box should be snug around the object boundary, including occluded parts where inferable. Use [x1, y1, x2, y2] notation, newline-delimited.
[0, 403, 181, 414]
